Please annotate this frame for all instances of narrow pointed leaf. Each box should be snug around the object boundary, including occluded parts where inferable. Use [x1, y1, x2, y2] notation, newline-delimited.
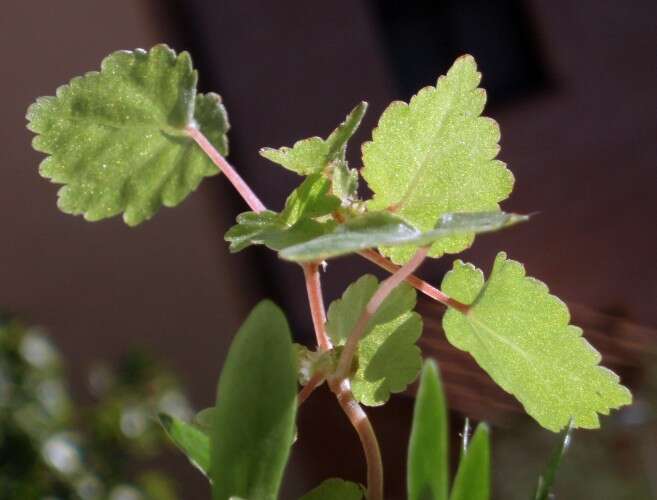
[159, 413, 210, 477]
[279, 173, 341, 225]
[441, 253, 632, 432]
[407, 360, 449, 500]
[362, 55, 514, 264]
[211, 301, 297, 500]
[260, 102, 367, 174]
[332, 159, 359, 204]
[300, 478, 365, 500]
[533, 423, 573, 500]
[449, 423, 490, 500]
[326, 275, 422, 406]
[280, 211, 526, 262]
[27, 45, 228, 226]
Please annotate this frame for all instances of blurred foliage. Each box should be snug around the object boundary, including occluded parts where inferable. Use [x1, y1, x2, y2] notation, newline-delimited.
[493, 355, 657, 500]
[0, 314, 192, 499]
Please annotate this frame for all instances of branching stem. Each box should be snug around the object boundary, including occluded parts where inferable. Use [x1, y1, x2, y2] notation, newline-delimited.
[189, 130, 383, 499]
[334, 247, 430, 380]
[359, 249, 470, 314]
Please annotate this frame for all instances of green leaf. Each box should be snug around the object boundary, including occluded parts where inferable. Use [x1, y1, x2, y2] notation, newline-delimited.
[279, 173, 341, 225]
[210, 301, 297, 500]
[260, 102, 367, 174]
[441, 252, 632, 432]
[326, 275, 422, 406]
[331, 159, 359, 204]
[533, 423, 573, 500]
[225, 173, 339, 253]
[362, 55, 514, 264]
[159, 413, 210, 477]
[27, 44, 229, 226]
[300, 478, 365, 500]
[407, 360, 449, 500]
[449, 423, 490, 500]
[280, 211, 527, 262]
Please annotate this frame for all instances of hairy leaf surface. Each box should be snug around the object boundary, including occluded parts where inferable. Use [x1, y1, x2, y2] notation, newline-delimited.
[260, 102, 367, 174]
[300, 478, 365, 500]
[441, 253, 632, 431]
[362, 55, 514, 263]
[210, 301, 297, 500]
[27, 45, 228, 226]
[326, 275, 422, 406]
[280, 211, 526, 262]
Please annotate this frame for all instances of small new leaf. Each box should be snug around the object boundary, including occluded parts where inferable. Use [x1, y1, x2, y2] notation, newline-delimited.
[280, 211, 527, 262]
[441, 253, 632, 432]
[326, 275, 422, 406]
[225, 174, 338, 252]
[300, 478, 365, 500]
[27, 45, 229, 226]
[362, 55, 514, 264]
[159, 413, 210, 477]
[260, 102, 367, 175]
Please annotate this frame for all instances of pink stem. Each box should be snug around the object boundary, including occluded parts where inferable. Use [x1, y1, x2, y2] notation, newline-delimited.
[302, 263, 333, 352]
[186, 126, 266, 213]
[359, 249, 470, 314]
[335, 247, 430, 380]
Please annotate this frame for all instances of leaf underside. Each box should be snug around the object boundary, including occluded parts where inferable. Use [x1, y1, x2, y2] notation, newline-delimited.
[27, 44, 228, 226]
[326, 275, 422, 406]
[362, 55, 514, 264]
[441, 252, 632, 432]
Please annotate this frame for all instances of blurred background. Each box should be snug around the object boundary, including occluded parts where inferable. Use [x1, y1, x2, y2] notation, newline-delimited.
[1, 0, 656, 498]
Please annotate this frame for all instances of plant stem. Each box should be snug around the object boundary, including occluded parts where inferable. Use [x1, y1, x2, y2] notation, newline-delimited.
[328, 377, 384, 500]
[302, 263, 333, 352]
[334, 247, 430, 380]
[185, 126, 266, 213]
[304, 261, 384, 500]
[359, 249, 470, 314]
[298, 372, 325, 406]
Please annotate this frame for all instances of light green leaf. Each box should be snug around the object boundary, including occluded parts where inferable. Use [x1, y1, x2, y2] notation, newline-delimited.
[211, 301, 297, 500]
[407, 360, 449, 500]
[331, 159, 359, 204]
[441, 252, 632, 432]
[194, 407, 218, 431]
[362, 55, 514, 264]
[159, 413, 210, 477]
[225, 174, 338, 253]
[279, 173, 341, 225]
[533, 423, 573, 500]
[260, 102, 367, 174]
[280, 211, 527, 262]
[300, 478, 365, 500]
[449, 423, 490, 500]
[27, 44, 228, 226]
[326, 275, 422, 406]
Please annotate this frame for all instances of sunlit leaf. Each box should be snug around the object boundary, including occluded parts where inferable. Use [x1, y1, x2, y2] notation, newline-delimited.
[27, 45, 228, 226]
[260, 102, 367, 174]
[159, 413, 210, 477]
[280, 211, 527, 262]
[300, 478, 365, 500]
[326, 275, 422, 406]
[449, 423, 490, 500]
[210, 301, 297, 500]
[407, 360, 449, 500]
[441, 253, 632, 432]
[362, 55, 514, 263]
